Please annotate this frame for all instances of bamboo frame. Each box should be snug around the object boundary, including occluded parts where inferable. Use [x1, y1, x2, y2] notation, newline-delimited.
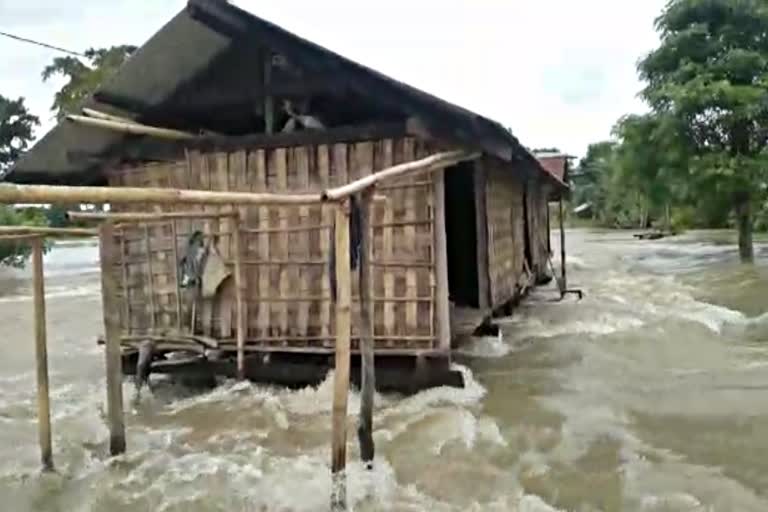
[232, 213, 247, 379]
[323, 150, 480, 200]
[0, 226, 97, 237]
[68, 210, 237, 222]
[81, 108, 141, 125]
[0, 184, 323, 206]
[358, 189, 375, 468]
[559, 198, 567, 292]
[331, 200, 351, 510]
[0, 184, 389, 208]
[67, 114, 197, 140]
[98, 222, 126, 456]
[433, 170, 451, 350]
[31, 237, 53, 471]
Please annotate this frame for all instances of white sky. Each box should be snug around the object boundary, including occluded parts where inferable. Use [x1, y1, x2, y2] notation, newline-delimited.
[0, 0, 666, 159]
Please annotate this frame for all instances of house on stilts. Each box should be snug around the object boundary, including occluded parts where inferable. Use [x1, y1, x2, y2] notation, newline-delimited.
[5, 0, 568, 392]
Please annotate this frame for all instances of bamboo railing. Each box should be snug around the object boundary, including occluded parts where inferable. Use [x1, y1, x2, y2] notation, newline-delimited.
[0, 149, 479, 510]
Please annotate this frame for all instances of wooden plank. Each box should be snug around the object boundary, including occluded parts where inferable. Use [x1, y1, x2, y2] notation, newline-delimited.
[559, 198, 567, 291]
[170, 220, 183, 330]
[402, 139, 418, 334]
[381, 140, 395, 338]
[357, 189, 375, 468]
[253, 149, 270, 339]
[99, 222, 126, 455]
[275, 148, 290, 337]
[474, 160, 490, 309]
[297, 147, 311, 337]
[318, 145, 332, 339]
[144, 224, 156, 329]
[119, 230, 131, 333]
[331, 201, 352, 509]
[233, 213, 247, 379]
[332, 144, 348, 185]
[433, 170, 451, 350]
[31, 238, 53, 472]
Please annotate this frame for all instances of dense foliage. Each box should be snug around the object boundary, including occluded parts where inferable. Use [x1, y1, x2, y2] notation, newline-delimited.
[573, 0, 768, 261]
[42, 45, 136, 119]
[0, 95, 39, 177]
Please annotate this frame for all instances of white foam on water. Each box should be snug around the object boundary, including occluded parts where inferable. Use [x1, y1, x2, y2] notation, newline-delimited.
[0, 284, 100, 303]
[501, 313, 645, 340]
[640, 493, 703, 511]
[455, 332, 511, 358]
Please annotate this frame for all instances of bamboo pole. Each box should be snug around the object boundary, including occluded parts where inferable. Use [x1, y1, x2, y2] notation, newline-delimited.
[331, 201, 351, 511]
[0, 226, 97, 237]
[68, 210, 237, 222]
[98, 222, 126, 456]
[0, 184, 323, 207]
[559, 198, 567, 293]
[82, 108, 141, 125]
[357, 189, 375, 469]
[433, 170, 451, 350]
[66, 114, 197, 140]
[323, 151, 480, 201]
[232, 213, 247, 380]
[0, 234, 42, 242]
[31, 237, 53, 471]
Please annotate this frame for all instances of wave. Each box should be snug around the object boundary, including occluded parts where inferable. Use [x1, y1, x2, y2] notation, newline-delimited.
[0, 284, 100, 303]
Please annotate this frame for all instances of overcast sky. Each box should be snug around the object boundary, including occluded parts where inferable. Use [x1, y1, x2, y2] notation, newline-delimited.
[0, 0, 667, 159]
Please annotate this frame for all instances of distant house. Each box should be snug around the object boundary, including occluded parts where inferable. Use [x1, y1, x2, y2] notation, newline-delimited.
[6, 0, 567, 387]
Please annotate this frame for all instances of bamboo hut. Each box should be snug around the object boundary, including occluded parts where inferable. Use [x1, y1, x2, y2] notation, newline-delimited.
[5, 0, 568, 391]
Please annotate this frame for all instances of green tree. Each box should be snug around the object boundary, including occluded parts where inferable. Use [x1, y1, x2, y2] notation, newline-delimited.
[639, 0, 768, 261]
[572, 141, 617, 222]
[0, 95, 39, 177]
[611, 113, 692, 230]
[0, 95, 44, 267]
[42, 45, 136, 120]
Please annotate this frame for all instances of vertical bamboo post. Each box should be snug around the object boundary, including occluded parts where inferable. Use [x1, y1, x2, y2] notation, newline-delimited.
[331, 200, 351, 510]
[433, 170, 451, 350]
[357, 188, 375, 468]
[99, 222, 126, 455]
[559, 198, 567, 294]
[31, 237, 53, 471]
[232, 212, 247, 380]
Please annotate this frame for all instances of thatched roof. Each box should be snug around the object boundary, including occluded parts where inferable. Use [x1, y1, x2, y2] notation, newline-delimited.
[7, 0, 563, 189]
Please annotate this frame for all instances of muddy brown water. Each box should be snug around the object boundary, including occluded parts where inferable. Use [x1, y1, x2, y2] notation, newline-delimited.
[1, 230, 767, 511]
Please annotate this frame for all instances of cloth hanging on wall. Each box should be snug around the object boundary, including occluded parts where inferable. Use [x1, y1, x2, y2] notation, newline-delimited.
[329, 196, 363, 302]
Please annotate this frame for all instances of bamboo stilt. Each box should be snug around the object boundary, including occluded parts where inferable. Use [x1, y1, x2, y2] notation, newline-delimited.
[31, 237, 53, 472]
[99, 222, 126, 456]
[331, 201, 351, 510]
[559, 198, 567, 294]
[357, 189, 375, 468]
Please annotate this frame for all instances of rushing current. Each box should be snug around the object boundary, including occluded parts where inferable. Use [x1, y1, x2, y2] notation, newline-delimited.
[1, 230, 767, 511]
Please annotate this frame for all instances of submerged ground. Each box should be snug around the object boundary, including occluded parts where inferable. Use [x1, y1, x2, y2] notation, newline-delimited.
[0, 230, 767, 511]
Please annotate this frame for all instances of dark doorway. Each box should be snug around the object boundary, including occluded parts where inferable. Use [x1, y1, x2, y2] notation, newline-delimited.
[444, 162, 479, 308]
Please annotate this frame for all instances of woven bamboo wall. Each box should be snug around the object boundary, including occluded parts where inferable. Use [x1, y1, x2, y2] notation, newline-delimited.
[484, 157, 527, 307]
[106, 137, 441, 352]
[526, 179, 551, 276]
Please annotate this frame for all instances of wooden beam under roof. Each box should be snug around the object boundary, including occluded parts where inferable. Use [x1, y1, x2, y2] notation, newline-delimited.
[93, 76, 345, 118]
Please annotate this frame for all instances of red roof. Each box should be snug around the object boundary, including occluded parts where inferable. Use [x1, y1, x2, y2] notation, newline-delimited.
[536, 155, 569, 186]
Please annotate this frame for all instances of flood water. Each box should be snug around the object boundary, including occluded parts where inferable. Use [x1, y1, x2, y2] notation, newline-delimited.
[1, 230, 767, 511]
